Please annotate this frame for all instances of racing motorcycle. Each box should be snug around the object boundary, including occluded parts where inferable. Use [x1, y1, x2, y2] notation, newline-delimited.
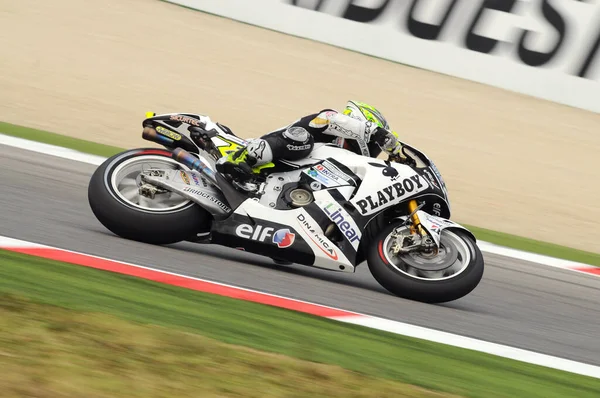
[88, 112, 484, 303]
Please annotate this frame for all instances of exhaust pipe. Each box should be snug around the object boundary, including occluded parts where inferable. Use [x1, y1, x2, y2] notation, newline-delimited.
[172, 147, 218, 186]
[142, 127, 175, 147]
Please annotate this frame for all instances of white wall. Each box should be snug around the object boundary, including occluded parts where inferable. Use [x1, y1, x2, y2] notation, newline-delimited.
[168, 0, 600, 113]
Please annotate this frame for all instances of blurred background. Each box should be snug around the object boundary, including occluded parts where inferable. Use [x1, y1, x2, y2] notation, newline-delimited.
[2, 0, 599, 251]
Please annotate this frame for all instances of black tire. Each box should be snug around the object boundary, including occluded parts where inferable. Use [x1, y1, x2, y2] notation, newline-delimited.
[367, 223, 484, 303]
[88, 148, 211, 244]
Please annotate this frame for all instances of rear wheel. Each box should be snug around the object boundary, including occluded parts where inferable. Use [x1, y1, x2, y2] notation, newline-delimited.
[88, 148, 211, 244]
[367, 222, 484, 303]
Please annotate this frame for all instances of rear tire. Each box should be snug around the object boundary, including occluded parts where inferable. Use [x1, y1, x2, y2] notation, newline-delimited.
[88, 148, 211, 244]
[367, 223, 484, 303]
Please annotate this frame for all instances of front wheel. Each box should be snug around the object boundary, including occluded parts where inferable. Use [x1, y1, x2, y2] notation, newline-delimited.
[367, 223, 484, 303]
[88, 148, 211, 244]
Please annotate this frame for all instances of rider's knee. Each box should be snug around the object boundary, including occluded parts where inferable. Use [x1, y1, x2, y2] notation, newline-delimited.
[264, 127, 314, 161]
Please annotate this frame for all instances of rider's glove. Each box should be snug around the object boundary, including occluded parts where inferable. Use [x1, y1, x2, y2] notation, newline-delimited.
[372, 127, 402, 156]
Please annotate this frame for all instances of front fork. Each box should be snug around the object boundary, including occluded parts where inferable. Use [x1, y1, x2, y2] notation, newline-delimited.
[390, 200, 436, 254]
[408, 200, 426, 237]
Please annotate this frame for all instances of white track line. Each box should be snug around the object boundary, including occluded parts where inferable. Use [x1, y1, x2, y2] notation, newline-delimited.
[1, 234, 599, 379]
[0, 133, 106, 165]
[334, 315, 600, 379]
[1, 132, 598, 275]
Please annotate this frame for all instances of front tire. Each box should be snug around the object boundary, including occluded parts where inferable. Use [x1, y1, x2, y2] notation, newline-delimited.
[367, 223, 484, 303]
[88, 148, 211, 244]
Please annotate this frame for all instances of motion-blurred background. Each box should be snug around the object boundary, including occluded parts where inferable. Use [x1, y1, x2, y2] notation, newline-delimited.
[2, 0, 599, 252]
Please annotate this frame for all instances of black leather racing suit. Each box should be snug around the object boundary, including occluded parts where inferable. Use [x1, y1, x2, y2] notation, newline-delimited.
[239, 109, 386, 167]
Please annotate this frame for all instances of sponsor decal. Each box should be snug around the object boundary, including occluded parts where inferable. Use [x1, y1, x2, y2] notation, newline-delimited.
[247, 140, 267, 161]
[430, 162, 447, 191]
[272, 229, 296, 248]
[179, 171, 191, 185]
[310, 181, 321, 191]
[422, 168, 440, 190]
[355, 174, 426, 215]
[156, 126, 182, 141]
[424, 214, 445, 235]
[190, 172, 207, 187]
[235, 224, 295, 248]
[292, 1, 600, 81]
[287, 143, 311, 151]
[315, 162, 350, 183]
[329, 122, 356, 136]
[428, 221, 442, 235]
[169, 115, 201, 126]
[433, 202, 442, 217]
[328, 123, 370, 156]
[182, 187, 231, 212]
[305, 162, 353, 188]
[322, 203, 360, 250]
[296, 214, 338, 260]
[368, 162, 399, 180]
[305, 168, 335, 187]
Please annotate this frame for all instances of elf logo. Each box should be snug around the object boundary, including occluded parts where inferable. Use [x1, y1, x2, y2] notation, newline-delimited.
[235, 224, 295, 248]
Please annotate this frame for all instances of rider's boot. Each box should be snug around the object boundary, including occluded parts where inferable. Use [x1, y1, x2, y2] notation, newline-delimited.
[215, 147, 257, 191]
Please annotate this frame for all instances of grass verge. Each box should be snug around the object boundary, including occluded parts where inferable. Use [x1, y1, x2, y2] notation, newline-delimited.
[1, 249, 599, 398]
[466, 225, 600, 266]
[1, 295, 446, 398]
[1, 121, 599, 265]
[0, 121, 123, 158]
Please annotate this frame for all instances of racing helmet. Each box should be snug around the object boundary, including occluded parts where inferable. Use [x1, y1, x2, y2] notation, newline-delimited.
[343, 100, 390, 130]
[339, 100, 390, 156]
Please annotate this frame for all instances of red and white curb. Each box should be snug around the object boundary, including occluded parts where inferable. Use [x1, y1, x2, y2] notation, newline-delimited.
[1, 235, 599, 379]
[1, 132, 598, 276]
[477, 240, 600, 277]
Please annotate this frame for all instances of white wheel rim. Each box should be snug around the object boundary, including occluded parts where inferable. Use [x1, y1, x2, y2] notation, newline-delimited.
[110, 155, 192, 212]
[382, 228, 472, 281]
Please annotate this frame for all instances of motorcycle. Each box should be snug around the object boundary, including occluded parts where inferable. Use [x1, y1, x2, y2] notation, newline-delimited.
[88, 112, 484, 303]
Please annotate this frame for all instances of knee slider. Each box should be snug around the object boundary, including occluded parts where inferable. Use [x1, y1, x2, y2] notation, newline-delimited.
[281, 127, 314, 160]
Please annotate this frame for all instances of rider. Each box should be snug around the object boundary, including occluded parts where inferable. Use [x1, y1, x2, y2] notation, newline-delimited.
[215, 100, 403, 183]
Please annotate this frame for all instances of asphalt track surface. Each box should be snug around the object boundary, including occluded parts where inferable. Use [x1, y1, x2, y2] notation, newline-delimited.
[2, 144, 599, 366]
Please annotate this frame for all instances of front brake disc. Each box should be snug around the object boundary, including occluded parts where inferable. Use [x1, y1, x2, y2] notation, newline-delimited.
[399, 239, 458, 272]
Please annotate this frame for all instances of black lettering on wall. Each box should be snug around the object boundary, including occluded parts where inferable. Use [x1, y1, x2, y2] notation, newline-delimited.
[343, 0, 392, 23]
[290, 0, 327, 11]
[517, 0, 567, 67]
[577, 24, 600, 78]
[407, 0, 458, 40]
[465, 0, 518, 53]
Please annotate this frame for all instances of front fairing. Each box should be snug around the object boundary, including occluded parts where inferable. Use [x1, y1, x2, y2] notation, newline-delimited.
[346, 142, 452, 219]
[401, 143, 451, 218]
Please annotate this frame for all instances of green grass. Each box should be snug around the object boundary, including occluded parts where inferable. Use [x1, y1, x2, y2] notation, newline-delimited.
[1, 121, 599, 265]
[0, 121, 123, 158]
[1, 295, 446, 398]
[1, 249, 599, 398]
[466, 225, 600, 266]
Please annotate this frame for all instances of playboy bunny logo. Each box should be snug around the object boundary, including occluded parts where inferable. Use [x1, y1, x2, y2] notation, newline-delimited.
[368, 162, 399, 180]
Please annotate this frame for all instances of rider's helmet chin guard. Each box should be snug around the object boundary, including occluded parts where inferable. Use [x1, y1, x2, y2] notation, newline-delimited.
[343, 100, 390, 130]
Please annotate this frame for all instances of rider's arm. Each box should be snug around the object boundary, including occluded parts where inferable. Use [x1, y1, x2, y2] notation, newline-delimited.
[307, 110, 376, 142]
[307, 110, 403, 159]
